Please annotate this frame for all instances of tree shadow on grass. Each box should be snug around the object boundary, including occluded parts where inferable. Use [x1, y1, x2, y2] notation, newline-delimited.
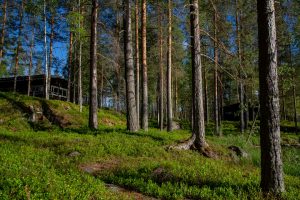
[64, 127, 167, 143]
[96, 165, 260, 200]
[0, 132, 76, 155]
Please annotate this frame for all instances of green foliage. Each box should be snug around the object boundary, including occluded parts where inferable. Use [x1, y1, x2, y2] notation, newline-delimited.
[0, 93, 299, 199]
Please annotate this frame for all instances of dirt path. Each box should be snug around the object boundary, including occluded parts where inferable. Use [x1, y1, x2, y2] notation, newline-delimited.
[80, 161, 159, 200]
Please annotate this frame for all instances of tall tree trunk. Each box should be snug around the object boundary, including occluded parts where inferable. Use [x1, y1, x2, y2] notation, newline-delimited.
[115, 0, 121, 111]
[158, 1, 164, 130]
[190, 0, 207, 150]
[167, 0, 173, 132]
[293, 82, 298, 132]
[124, 0, 138, 132]
[48, 15, 55, 99]
[89, 0, 98, 129]
[135, 0, 140, 129]
[235, 0, 245, 132]
[174, 66, 178, 119]
[257, 0, 285, 194]
[203, 63, 209, 123]
[214, 10, 220, 136]
[100, 64, 104, 108]
[78, 0, 83, 112]
[28, 19, 36, 96]
[141, 0, 148, 131]
[281, 89, 286, 120]
[0, 0, 7, 64]
[67, 30, 73, 102]
[73, 49, 77, 104]
[13, 0, 24, 93]
[44, 0, 49, 99]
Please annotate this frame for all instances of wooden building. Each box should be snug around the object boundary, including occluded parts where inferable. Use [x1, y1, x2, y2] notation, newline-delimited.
[0, 75, 68, 100]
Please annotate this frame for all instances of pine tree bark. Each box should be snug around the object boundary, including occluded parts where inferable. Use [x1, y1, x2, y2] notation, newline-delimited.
[89, 0, 98, 130]
[67, 6, 74, 102]
[158, 1, 164, 131]
[100, 64, 104, 108]
[78, 0, 83, 112]
[48, 15, 55, 99]
[114, 0, 121, 111]
[293, 83, 298, 132]
[0, 0, 7, 64]
[203, 64, 209, 123]
[73, 49, 77, 104]
[235, 0, 245, 133]
[257, 0, 285, 194]
[167, 0, 173, 132]
[175, 67, 178, 119]
[124, 0, 138, 132]
[67, 30, 73, 102]
[44, 0, 49, 99]
[28, 20, 36, 96]
[190, 0, 207, 150]
[214, 10, 220, 136]
[13, 0, 24, 92]
[135, 0, 140, 129]
[141, 0, 148, 131]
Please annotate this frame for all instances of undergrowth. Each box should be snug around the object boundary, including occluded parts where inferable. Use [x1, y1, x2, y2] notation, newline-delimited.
[0, 92, 299, 199]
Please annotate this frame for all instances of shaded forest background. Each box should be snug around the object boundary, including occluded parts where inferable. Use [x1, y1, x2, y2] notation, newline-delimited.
[0, 0, 299, 129]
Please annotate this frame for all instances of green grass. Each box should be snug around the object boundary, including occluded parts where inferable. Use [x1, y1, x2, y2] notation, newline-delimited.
[0, 92, 299, 199]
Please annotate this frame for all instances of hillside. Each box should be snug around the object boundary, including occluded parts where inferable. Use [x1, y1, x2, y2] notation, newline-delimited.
[0, 93, 299, 199]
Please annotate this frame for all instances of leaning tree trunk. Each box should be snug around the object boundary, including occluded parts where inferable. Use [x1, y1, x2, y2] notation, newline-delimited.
[13, 0, 24, 93]
[141, 0, 148, 131]
[167, 0, 173, 132]
[124, 0, 138, 132]
[257, 0, 285, 194]
[0, 0, 7, 64]
[135, 0, 140, 129]
[89, 0, 98, 130]
[190, 0, 207, 150]
[158, 1, 164, 131]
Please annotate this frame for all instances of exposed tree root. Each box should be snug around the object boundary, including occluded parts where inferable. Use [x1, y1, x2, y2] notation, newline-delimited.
[167, 134, 218, 159]
[167, 134, 196, 150]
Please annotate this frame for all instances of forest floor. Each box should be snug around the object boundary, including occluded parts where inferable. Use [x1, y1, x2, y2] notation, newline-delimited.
[0, 92, 299, 200]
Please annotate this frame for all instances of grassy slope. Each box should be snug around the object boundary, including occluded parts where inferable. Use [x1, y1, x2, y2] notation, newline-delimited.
[0, 92, 299, 200]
